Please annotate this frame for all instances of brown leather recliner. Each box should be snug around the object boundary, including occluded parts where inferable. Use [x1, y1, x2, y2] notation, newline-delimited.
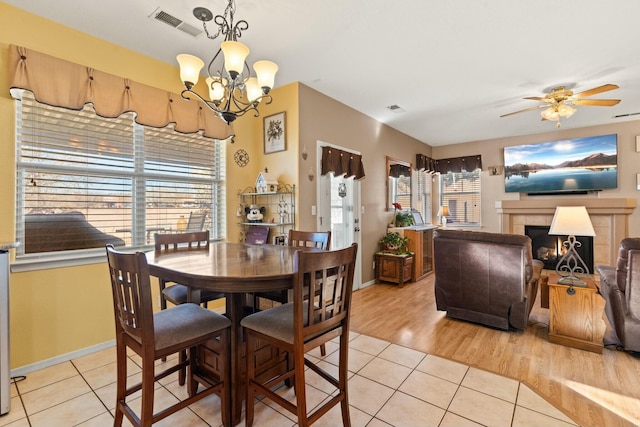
[595, 238, 640, 352]
[433, 229, 543, 330]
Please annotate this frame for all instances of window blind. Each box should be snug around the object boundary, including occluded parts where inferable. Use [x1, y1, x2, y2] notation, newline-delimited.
[16, 91, 225, 256]
[439, 170, 481, 226]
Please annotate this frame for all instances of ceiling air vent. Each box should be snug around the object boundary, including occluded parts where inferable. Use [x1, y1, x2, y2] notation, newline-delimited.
[613, 112, 640, 119]
[149, 7, 203, 37]
[386, 104, 406, 113]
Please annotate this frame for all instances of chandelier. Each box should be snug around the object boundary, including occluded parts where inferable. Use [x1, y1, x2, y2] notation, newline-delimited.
[177, 0, 278, 124]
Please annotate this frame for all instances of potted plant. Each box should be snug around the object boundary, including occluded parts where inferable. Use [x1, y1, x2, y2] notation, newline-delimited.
[378, 232, 412, 255]
[390, 202, 414, 227]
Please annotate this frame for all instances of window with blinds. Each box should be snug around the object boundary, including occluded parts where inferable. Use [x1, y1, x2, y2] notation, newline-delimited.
[15, 91, 225, 256]
[415, 170, 432, 224]
[439, 169, 481, 226]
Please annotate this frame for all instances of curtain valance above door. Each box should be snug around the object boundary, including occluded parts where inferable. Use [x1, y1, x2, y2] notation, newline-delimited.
[7, 45, 232, 140]
[321, 146, 366, 180]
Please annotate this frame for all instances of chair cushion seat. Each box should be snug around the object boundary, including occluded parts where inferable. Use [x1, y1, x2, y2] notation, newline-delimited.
[241, 302, 296, 344]
[162, 284, 224, 305]
[242, 302, 315, 344]
[153, 303, 230, 352]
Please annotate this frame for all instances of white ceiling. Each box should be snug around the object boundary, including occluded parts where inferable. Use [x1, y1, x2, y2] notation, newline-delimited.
[6, 0, 640, 146]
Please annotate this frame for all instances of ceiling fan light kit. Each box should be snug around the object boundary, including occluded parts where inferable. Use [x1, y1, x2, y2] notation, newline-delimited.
[177, 0, 278, 125]
[501, 84, 621, 128]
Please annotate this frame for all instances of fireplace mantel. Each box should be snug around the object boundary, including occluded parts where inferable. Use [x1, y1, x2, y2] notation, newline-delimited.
[496, 198, 636, 267]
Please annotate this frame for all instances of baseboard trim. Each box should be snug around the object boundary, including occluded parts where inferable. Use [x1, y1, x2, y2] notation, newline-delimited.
[11, 339, 116, 378]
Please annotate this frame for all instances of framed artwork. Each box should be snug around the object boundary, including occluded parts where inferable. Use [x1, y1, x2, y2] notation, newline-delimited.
[264, 112, 286, 154]
[488, 165, 503, 176]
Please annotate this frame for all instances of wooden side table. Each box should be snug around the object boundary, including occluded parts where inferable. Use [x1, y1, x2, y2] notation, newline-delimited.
[548, 279, 606, 353]
[375, 253, 414, 287]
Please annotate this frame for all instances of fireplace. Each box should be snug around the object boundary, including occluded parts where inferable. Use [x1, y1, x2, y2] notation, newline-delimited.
[525, 225, 594, 272]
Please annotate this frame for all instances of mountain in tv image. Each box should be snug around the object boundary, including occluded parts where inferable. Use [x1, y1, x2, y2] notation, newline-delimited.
[506, 152, 617, 175]
[504, 134, 618, 193]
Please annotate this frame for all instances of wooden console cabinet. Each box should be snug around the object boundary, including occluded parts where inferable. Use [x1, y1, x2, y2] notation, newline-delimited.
[375, 253, 413, 287]
[548, 279, 606, 353]
[403, 226, 435, 282]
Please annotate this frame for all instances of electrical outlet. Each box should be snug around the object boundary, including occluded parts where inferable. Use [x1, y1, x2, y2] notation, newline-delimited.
[372, 261, 375, 270]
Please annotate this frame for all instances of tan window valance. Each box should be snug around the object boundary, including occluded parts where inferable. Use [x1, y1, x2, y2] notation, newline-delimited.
[321, 146, 366, 180]
[7, 45, 232, 139]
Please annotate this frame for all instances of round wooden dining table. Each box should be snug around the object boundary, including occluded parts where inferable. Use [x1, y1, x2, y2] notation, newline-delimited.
[146, 242, 300, 426]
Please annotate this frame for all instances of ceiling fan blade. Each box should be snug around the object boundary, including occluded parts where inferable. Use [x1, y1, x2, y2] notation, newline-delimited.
[572, 99, 621, 106]
[573, 84, 619, 98]
[523, 96, 545, 101]
[500, 105, 545, 118]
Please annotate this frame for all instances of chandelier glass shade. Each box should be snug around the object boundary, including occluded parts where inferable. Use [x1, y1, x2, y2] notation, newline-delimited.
[177, 0, 278, 124]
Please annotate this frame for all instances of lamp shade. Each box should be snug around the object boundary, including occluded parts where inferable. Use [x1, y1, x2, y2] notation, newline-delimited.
[177, 54, 204, 87]
[549, 206, 595, 236]
[221, 41, 250, 76]
[557, 104, 576, 118]
[245, 77, 262, 102]
[253, 60, 278, 91]
[437, 206, 450, 217]
[541, 107, 559, 121]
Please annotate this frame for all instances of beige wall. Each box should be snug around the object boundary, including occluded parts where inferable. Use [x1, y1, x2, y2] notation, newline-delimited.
[297, 84, 431, 283]
[432, 121, 640, 236]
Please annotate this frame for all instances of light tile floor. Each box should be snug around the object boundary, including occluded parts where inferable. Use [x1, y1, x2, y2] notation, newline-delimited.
[0, 332, 579, 427]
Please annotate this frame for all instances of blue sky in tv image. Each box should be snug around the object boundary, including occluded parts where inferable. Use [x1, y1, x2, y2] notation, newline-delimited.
[503, 133, 617, 193]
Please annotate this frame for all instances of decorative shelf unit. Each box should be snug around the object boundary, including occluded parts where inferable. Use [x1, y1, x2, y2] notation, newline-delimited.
[388, 225, 436, 282]
[238, 183, 296, 244]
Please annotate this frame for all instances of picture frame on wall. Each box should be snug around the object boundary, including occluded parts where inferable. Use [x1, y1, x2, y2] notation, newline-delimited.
[264, 112, 286, 154]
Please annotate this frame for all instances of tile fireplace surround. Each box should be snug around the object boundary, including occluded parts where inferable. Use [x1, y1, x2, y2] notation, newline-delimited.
[496, 198, 636, 267]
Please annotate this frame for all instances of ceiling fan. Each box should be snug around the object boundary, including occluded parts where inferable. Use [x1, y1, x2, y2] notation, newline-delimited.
[500, 84, 620, 127]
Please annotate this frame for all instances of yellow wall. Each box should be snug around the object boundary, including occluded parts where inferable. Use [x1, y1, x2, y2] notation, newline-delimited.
[225, 83, 300, 242]
[0, 2, 264, 367]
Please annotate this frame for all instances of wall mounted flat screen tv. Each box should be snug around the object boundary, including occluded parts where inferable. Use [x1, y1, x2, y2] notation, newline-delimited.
[504, 133, 617, 194]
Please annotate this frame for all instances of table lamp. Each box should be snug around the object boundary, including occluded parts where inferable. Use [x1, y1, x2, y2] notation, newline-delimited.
[548, 206, 595, 288]
[437, 205, 450, 227]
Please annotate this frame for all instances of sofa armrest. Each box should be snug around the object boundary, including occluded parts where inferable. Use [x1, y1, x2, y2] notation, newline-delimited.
[531, 259, 543, 282]
[595, 265, 617, 290]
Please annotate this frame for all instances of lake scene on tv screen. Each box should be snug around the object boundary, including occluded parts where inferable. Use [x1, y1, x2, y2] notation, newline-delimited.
[504, 134, 617, 193]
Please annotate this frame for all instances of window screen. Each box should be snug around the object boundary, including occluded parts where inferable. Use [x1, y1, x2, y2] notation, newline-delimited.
[15, 91, 225, 255]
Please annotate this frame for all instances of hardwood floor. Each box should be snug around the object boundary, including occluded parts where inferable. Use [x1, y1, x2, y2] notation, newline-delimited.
[350, 273, 640, 427]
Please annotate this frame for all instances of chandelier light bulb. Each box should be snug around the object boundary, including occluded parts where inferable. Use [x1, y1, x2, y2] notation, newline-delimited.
[206, 77, 227, 102]
[221, 41, 249, 79]
[253, 60, 278, 92]
[245, 77, 262, 103]
[177, 54, 204, 89]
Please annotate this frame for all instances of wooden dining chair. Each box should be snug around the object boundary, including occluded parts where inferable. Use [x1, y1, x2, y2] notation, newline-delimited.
[154, 231, 224, 310]
[154, 231, 226, 384]
[105, 245, 231, 427]
[242, 243, 357, 427]
[253, 230, 331, 308]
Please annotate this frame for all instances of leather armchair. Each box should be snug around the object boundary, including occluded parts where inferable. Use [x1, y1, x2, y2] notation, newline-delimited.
[596, 238, 640, 352]
[434, 229, 543, 330]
